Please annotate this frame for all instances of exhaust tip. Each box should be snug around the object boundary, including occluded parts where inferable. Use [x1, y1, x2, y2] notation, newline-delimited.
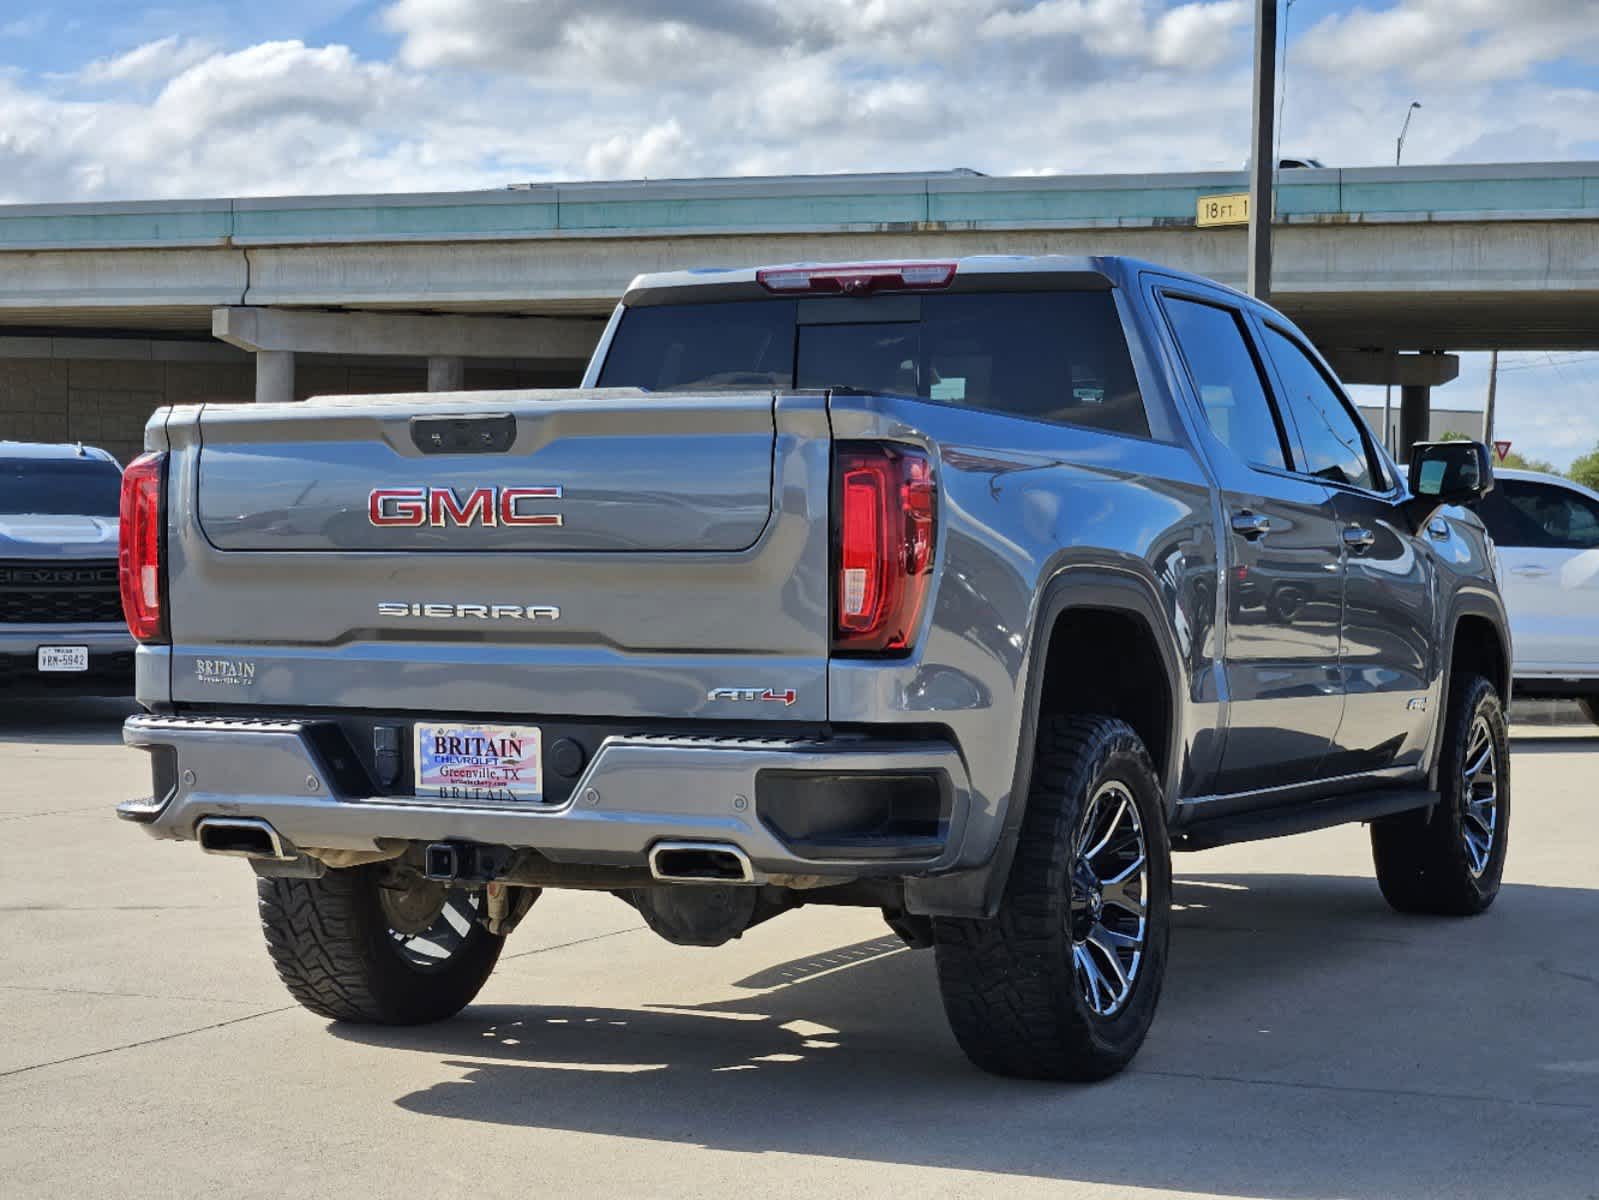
[196, 817, 291, 861]
[648, 841, 757, 885]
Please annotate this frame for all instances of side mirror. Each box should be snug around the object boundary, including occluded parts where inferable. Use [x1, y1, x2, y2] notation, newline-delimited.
[1408, 440, 1494, 507]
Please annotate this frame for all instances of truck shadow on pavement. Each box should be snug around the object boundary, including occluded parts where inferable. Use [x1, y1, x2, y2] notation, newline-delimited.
[332, 872, 1599, 1199]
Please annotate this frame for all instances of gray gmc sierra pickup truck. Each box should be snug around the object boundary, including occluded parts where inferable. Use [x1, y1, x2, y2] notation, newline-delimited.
[117, 256, 1512, 1081]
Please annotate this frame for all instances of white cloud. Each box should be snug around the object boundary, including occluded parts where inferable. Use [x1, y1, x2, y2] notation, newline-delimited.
[0, 0, 1591, 205]
[0, 41, 459, 201]
[1300, 0, 1599, 85]
[80, 36, 216, 85]
[584, 118, 696, 179]
[383, 0, 799, 83]
[1152, 1, 1248, 69]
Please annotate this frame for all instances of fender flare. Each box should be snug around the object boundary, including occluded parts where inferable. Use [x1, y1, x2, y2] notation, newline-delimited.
[1428, 585, 1512, 786]
[907, 562, 1186, 919]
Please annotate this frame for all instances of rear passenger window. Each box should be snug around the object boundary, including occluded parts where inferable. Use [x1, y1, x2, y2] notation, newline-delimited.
[1161, 296, 1289, 470]
[1261, 327, 1379, 492]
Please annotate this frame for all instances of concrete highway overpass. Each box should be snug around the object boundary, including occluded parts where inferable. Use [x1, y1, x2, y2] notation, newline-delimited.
[2, 161, 1597, 461]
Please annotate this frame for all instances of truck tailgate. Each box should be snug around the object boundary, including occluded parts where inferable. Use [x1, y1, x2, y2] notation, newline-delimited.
[196, 391, 774, 553]
[166, 389, 831, 721]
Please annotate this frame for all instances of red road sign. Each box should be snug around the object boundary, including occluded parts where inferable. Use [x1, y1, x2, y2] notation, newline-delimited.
[1494, 440, 1512, 463]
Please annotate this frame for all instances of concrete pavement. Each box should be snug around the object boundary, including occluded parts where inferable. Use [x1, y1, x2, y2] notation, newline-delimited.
[2, 699, 1596, 1199]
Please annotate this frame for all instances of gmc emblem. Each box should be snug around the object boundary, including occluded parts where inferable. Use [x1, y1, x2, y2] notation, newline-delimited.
[368, 486, 562, 528]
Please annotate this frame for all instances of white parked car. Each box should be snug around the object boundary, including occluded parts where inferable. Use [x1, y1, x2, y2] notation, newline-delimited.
[1477, 468, 1599, 724]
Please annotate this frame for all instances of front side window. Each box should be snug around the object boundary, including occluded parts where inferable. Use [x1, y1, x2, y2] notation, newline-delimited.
[1261, 327, 1379, 492]
[1480, 479, 1599, 549]
[1161, 296, 1289, 470]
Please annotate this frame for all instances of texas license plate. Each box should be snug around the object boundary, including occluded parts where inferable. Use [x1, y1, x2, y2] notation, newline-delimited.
[37, 646, 89, 672]
[413, 723, 542, 803]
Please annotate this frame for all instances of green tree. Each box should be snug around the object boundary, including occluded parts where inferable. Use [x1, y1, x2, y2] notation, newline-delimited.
[1438, 431, 1558, 475]
[1569, 445, 1599, 492]
[1501, 449, 1560, 474]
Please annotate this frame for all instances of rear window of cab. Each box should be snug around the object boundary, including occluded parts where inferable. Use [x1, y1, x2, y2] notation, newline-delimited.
[598, 291, 1150, 439]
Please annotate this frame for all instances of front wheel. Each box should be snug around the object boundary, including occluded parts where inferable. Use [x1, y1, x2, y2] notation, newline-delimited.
[933, 715, 1171, 1082]
[258, 862, 504, 1024]
[1371, 673, 1510, 916]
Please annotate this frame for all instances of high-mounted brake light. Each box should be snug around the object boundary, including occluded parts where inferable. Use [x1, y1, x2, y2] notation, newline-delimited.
[119, 451, 167, 643]
[834, 443, 936, 656]
[758, 262, 957, 296]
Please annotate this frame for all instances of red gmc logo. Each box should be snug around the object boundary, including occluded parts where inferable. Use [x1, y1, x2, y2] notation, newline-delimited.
[368, 486, 563, 528]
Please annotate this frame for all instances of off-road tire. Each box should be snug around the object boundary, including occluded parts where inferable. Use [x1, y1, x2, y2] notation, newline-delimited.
[1578, 696, 1599, 727]
[933, 715, 1171, 1082]
[258, 865, 504, 1024]
[1371, 673, 1509, 916]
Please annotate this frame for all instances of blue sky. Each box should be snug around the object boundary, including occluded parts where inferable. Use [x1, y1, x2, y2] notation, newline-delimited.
[2, 0, 1597, 466]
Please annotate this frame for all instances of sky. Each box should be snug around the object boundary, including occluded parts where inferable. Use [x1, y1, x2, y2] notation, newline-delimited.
[1, 0, 1597, 466]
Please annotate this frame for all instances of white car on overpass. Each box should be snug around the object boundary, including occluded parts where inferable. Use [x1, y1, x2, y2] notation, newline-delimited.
[1477, 468, 1599, 724]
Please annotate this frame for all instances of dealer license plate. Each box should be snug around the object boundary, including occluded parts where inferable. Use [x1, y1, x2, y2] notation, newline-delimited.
[37, 646, 89, 673]
[413, 723, 542, 803]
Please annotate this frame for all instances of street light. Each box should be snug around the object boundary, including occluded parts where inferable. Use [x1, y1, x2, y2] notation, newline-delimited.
[1395, 101, 1422, 166]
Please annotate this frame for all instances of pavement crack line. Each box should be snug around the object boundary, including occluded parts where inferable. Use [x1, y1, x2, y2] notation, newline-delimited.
[0, 1006, 298, 1082]
[0, 807, 112, 822]
[1131, 1066, 1598, 1112]
[499, 924, 646, 962]
[0, 982, 271, 1006]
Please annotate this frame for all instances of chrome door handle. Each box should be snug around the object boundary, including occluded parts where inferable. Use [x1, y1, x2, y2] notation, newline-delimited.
[1510, 564, 1551, 577]
[1231, 511, 1271, 541]
[1342, 526, 1375, 553]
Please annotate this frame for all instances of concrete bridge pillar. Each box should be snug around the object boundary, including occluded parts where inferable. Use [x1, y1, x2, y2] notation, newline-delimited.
[427, 356, 465, 392]
[1399, 384, 1431, 461]
[254, 350, 295, 405]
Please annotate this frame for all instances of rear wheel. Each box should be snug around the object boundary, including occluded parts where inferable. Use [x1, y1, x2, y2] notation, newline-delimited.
[933, 715, 1170, 1082]
[1371, 673, 1509, 916]
[258, 862, 504, 1024]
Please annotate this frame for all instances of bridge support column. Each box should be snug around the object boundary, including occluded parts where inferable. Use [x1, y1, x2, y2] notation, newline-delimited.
[427, 356, 465, 392]
[254, 350, 295, 404]
[1399, 385, 1431, 459]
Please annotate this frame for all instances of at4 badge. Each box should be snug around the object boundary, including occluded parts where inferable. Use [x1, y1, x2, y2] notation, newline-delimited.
[707, 686, 798, 707]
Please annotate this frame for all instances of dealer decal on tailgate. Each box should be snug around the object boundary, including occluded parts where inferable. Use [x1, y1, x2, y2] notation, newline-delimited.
[414, 723, 543, 803]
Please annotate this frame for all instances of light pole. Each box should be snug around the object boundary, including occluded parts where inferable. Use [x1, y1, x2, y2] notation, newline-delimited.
[1274, 0, 1297, 178]
[1395, 101, 1421, 166]
[1247, 0, 1278, 300]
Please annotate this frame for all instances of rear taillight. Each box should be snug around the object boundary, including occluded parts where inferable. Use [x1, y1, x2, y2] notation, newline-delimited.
[833, 443, 936, 656]
[757, 262, 956, 296]
[119, 451, 167, 643]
